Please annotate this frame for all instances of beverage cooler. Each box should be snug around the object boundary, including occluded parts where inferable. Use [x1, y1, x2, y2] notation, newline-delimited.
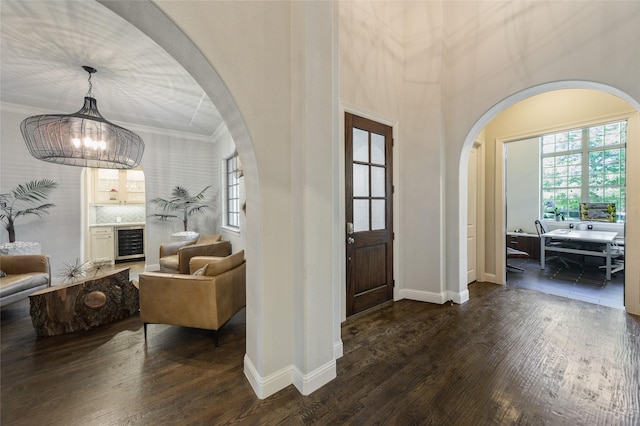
[114, 226, 145, 262]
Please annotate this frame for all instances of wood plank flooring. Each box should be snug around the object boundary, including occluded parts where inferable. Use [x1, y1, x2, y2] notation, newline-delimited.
[2, 282, 639, 425]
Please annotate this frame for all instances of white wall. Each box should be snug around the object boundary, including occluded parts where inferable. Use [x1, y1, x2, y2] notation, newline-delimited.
[340, 1, 451, 305]
[1, 105, 84, 275]
[506, 137, 539, 234]
[139, 125, 219, 269]
[442, 1, 640, 311]
[138, 0, 338, 398]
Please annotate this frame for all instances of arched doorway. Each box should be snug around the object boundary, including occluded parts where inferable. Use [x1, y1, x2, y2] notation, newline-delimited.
[460, 81, 640, 315]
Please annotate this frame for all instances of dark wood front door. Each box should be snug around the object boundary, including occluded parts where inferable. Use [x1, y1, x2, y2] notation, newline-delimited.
[345, 113, 394, 316]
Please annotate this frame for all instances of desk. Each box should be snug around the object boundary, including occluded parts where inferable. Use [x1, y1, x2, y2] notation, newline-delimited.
[540, 229, 618, 280]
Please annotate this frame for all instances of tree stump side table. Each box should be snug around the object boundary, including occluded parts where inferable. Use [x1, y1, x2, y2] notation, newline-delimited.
[28, 268, 139, 337]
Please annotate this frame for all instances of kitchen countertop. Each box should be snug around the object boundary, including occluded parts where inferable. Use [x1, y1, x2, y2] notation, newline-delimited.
[89, 222, 146, 227]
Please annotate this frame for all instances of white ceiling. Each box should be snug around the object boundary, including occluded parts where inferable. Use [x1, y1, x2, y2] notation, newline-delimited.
[0, 0, 223, 138]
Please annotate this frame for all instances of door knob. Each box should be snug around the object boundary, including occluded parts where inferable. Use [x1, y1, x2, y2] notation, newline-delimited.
[347, 237, 355, 244]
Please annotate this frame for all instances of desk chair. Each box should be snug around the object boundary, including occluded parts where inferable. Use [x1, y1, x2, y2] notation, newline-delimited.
[534, 219, 582, 269]
[507, 247, 529, 272]
[599, 243, 624, 275]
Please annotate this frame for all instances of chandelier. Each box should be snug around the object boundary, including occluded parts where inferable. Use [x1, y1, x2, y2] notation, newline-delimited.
[20, 66, 144, 169]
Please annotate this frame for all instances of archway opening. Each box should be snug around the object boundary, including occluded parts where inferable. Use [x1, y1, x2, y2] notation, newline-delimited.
[98, 0, 263, 388]
[460, 82, 640, 315]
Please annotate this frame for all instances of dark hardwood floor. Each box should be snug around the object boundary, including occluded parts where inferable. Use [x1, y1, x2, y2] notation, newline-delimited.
[2, 281, 639, 425]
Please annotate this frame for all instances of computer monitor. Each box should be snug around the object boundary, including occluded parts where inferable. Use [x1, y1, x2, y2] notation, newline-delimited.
[579, 203, 616, 222]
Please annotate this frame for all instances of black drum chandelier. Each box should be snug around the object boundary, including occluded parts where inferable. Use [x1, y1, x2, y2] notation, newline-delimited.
[20, 66, 144, 169]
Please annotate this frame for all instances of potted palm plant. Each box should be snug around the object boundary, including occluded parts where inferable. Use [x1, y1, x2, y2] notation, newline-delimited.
[148, 185, 211, 240]
[0, 179, 58, 254]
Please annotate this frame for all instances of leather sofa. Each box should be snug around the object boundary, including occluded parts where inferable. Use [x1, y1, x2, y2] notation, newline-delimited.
[0, 255, 51, 307]
[158, 234, 231, 274]
[139, 250, 246, 346]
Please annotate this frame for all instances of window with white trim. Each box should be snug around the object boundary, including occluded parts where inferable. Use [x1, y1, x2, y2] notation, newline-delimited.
[224, 154, 240, 229]
[541, 120, 626, 222]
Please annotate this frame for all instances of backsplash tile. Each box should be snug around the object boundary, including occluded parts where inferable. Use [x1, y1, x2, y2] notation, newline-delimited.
[91, 205, 146, 224]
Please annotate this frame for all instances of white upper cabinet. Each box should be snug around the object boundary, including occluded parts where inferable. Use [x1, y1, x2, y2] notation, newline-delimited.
[93, 169, 145, 204]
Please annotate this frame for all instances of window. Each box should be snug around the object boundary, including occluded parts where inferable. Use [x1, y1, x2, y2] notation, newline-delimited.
[541, 120, 626, 222]
[224, 153, 240, 228]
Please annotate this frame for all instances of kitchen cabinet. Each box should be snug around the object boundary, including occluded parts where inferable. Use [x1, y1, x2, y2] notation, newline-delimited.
[506, 233, 540, 260]
[91, 226, 115, 263]
[93, 169, 145, 204]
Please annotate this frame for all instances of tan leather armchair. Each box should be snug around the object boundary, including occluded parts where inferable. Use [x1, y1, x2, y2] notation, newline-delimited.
[139, 250, 246, 346]
[158, 234, 231, 274]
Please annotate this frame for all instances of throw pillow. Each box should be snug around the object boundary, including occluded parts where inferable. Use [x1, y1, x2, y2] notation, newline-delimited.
[204, 250, 245, 277]
[193, 266, 206, 276]
[0, 270, 6, 278]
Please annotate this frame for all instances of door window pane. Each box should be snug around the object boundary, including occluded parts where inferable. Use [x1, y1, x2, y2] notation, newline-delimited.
[371, 166, 385, 197]
[353, 128, 369, 162]
[353, 164, 369, 197]
[371, 133, 385, 165]
[353, 199, 369, 232]
[371, 200, 385, 230]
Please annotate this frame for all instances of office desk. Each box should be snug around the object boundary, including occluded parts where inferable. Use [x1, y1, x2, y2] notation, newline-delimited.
[540, 229, 619, 280]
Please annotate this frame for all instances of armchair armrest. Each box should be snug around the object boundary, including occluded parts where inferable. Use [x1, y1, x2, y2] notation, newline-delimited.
[159, 240, 196, 258]
[0, 255, 50, 275]
[177, 240, 232, 274]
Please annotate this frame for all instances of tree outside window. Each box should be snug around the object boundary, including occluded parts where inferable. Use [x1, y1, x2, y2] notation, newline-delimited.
[541, 121, 626, 222]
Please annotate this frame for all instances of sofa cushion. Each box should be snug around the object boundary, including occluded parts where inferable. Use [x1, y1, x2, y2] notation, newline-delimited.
[0, 273, 49, 298]
[159, 254, 179, 271]
[204, 250, 245, 277]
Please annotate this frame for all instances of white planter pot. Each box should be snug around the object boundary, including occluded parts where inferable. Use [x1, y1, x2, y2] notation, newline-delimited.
[0, 242, 42, 255]
[171, 231, 199, 242]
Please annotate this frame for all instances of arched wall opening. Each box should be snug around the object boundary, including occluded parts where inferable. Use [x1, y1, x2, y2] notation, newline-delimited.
[459, 81, 640, 315]
[97, 0, 263, 382]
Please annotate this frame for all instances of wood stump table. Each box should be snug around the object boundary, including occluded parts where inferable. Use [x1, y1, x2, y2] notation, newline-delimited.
[29, 268, 139, 337]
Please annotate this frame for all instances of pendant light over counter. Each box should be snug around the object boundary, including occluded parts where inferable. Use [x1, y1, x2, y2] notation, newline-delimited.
[20, 66, 144, 169]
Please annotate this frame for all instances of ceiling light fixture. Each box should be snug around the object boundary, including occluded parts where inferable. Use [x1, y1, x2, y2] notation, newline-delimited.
[20, 66, 144, 169]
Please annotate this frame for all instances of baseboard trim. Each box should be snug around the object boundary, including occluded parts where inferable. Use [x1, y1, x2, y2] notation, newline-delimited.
[484, 273, 497, 284]
[448, 289, 469, 304]
[399, 288, 447, 304]
[244, 354, 338, 399]
[244, 355, 293, 400]
[334, 339, 344, 359]
[293, 359, 337, 396]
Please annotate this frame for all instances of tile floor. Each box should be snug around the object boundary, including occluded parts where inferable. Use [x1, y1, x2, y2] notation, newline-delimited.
[506, 256, 625, 309]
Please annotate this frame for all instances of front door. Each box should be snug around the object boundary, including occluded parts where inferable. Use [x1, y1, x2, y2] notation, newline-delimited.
[345, 113, 394, 316]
